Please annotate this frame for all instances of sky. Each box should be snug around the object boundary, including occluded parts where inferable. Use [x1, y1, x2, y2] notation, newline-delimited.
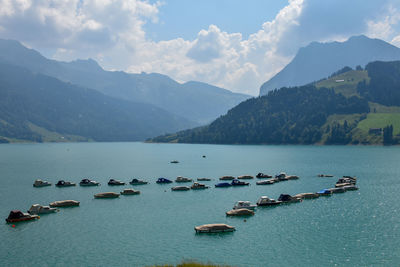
[0, 0, 400, 95]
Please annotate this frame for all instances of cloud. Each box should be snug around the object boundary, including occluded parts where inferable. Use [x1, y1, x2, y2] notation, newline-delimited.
[0, 0, 400, 96]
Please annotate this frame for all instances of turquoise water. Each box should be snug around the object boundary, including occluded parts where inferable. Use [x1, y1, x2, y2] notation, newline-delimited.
[1, 143, 399, 266]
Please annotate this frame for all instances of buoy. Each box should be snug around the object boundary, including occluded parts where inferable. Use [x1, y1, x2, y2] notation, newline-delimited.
[12, 224, 15, 228]
[244, 219, 247, 222]
[37, 216, 40, 219]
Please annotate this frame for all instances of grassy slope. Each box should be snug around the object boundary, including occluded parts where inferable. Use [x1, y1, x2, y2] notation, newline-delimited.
[357, 113, 400, 135]
[316, 70, 369, 97]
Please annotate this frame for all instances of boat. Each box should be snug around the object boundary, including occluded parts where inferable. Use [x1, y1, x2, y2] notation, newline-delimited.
[191, 182, 209, 190]
[256, 196, 282, 206]
[156, 178, 173, 184]
[237, 175, 254, 179]
[120, 188, 140, 195]
[277, 194, 302, 203]
[219, 176, 235, 180]
[194, 223, 235, 233]
[33, 179, 51, 187]
[256, 173, 272, 178]
[233, 201, 256, 210]
[94, 192, 120, 198]
[226, 208, 254, 216]
[170, 160, 179, 164]
[231, 179, 249, 186]
[275, 172, 289, 181]
[336, 177, 357, 186]
[55, 180, 76, 187]
[317, 189, 333, 196]
[49, 200, 80, 207]
[197, 178, 211, 181]
[79, 179, 100, 186]
[108, 179, 125, 185]
[328, 187, 346, 193]
[286, 175, 299, 180]
[171, 186, 190, 191]
[317, 174, 334, 177]
[256, 179, 275, 185]
[129, 178, 148, 185]
[215, 182, 232, 188]
[5, 210, 39, 223]
[343, 185, 359, 191]
[336, 182, 352, 187]
[27, 204, 58, 214]
[175, 176, 193, 183]
[293, 193, 320, 199]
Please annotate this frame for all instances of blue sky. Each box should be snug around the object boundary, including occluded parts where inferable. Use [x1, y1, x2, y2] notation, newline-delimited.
[0, 0, 400, 95]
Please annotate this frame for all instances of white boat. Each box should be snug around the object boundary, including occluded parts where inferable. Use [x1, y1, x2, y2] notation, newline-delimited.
[33, 179, 52, 187]
[94, 192, 120, 198]
[256, 196, 282, 206]
[79, 179, 100, 186]
[191, 182, 209, 190]
[120, 188, 140, 195]
[171, 186, 190, 191]
[28, 204, 58, 214]
[226, 208, 254, 216]
[256, 179, 275, 185]
[129, 178, 148, 185]
[194, 223, 235, 233]
[55, 180, 76, 187]
[233, 201, 256, 210]
[175, 176, 193, 183]
[108, 179, 125, 185]
[49, 200, 80, 207]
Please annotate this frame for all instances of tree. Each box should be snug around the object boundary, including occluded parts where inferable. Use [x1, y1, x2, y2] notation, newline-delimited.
[383, 125, 393, 145]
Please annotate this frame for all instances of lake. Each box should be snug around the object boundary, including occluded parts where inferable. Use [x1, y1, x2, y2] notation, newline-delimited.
[1, 142, 399, 266]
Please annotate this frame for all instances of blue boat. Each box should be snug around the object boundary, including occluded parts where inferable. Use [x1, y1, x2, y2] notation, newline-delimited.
[231, 179, 249, 186]
[317, 189, 333, 196]
[215, 182, 232, 188]
[156, 178, 173, 184]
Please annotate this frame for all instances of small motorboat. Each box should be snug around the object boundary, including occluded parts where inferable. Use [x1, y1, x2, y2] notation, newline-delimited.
[231, 179, 249, 186]
[256, 173, 272, 178]
[328, 187, 346, 193]
[317, 174, 334, 177]
[108, 179, 125, 186]
[275, 172, 289, 181]
[194, 223, 235, 233]
[233, 201, 256, 210]
[256, 179, 275, 185]
[33, 179, 51, 187]
[286, 175, 299, 180]
[175, 176, 193, 183]
[256, 196, 282, 206]
[171, 186, 190, 191]
[170, 160, 179, 164]
[156, 177, 173, 184]
[237, 175, 254, 180]
[49, 200, 80, 207]
[55, 180, 76, 187]
[120, 188, 140, 195]
[129, 178, 148, 185]
[277, 194, 302, 203]
[336, 177, 357, 186]
[94, 192, 120, 198]
[343, 185, 359, 191]
[336, 182, 352, 188]
[226, 208, 254, 216]
[5, 210, 39, 223]
[219, 176, 235, 180]
[28, 204, 58, 214]
[215, 182, 232, 188]
[317, 189, 333, 196]
[197, 178, 211, 181]
[191, 182, 209, 190]
[294, 193, 320, 199]
[79, 179, 100, 186]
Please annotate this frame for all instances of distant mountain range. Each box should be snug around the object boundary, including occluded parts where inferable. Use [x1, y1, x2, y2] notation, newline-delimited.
[0, 39, 250, 125]
[259, 35, 400, 95]
[150, 60, 400, 145]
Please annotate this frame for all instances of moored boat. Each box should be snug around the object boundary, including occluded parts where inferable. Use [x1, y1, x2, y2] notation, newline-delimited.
[28, 204, 58, 214]
[343, 185, 359, 191]
[317, 174, 334, 177]
[5, 210, 39, 223]
[226, 208, 254, 216]
[94, 192, 120, 198]
[328, 187, 346, 193]
[219, 176, 235, 180]
[108, 179, 125, 186]
[191, 182, 209, 190]
[120, 188, 140, 195]
[55, 180, 76, 187]
[317, 189, 333, 196]
[256, 196, 282, 206]
[197, 178, 211, 181]
[256, 173, 272, 178]
[129, 178, 148, 185]
[233, 201, 256, 210]
[79, 179, 100, 186]
[171, 186, 190, 191]
[33, 179, 51, 187]
[256, 179, 275, 185]
[294, 193, 320, 199]
[49, 200, 80, 207]
[237, 175, 254, 179]
[231, 179, 249, 186]
[170, 160, 179, 164]
[277, 194, 302, 203]
[156, 177, 173, 184]
[194, 223, 235, 233]
[215, 182, 232, 188]
[175, 176, 193, 183]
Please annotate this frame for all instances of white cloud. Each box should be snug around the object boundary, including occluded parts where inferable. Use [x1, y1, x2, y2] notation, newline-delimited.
[0, 0, 400, 96]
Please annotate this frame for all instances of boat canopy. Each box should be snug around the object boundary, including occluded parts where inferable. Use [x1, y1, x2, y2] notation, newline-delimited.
[8, 210, 24, 219]
[278, 194, 292, 201]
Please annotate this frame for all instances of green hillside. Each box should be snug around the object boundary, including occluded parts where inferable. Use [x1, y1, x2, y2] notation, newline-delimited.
[316, 70, 369, 97]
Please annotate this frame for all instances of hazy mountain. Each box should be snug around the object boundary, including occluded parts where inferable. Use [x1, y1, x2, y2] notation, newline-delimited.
[0, 61, 195, 142]
[259, 35, 400, 95]
[0, 39, 250, 124]
[150, 61, 400, 145]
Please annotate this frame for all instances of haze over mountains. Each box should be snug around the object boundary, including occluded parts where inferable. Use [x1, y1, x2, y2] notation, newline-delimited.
[0, 39, 250, 125]
[259, 35, 400, 95]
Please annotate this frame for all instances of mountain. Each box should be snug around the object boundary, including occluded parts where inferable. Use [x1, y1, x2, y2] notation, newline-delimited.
[149, 61, 400, 145]
[0, 39, 250, 124]
[0, 61, 195, 142]
[259, 35, 400, 95]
